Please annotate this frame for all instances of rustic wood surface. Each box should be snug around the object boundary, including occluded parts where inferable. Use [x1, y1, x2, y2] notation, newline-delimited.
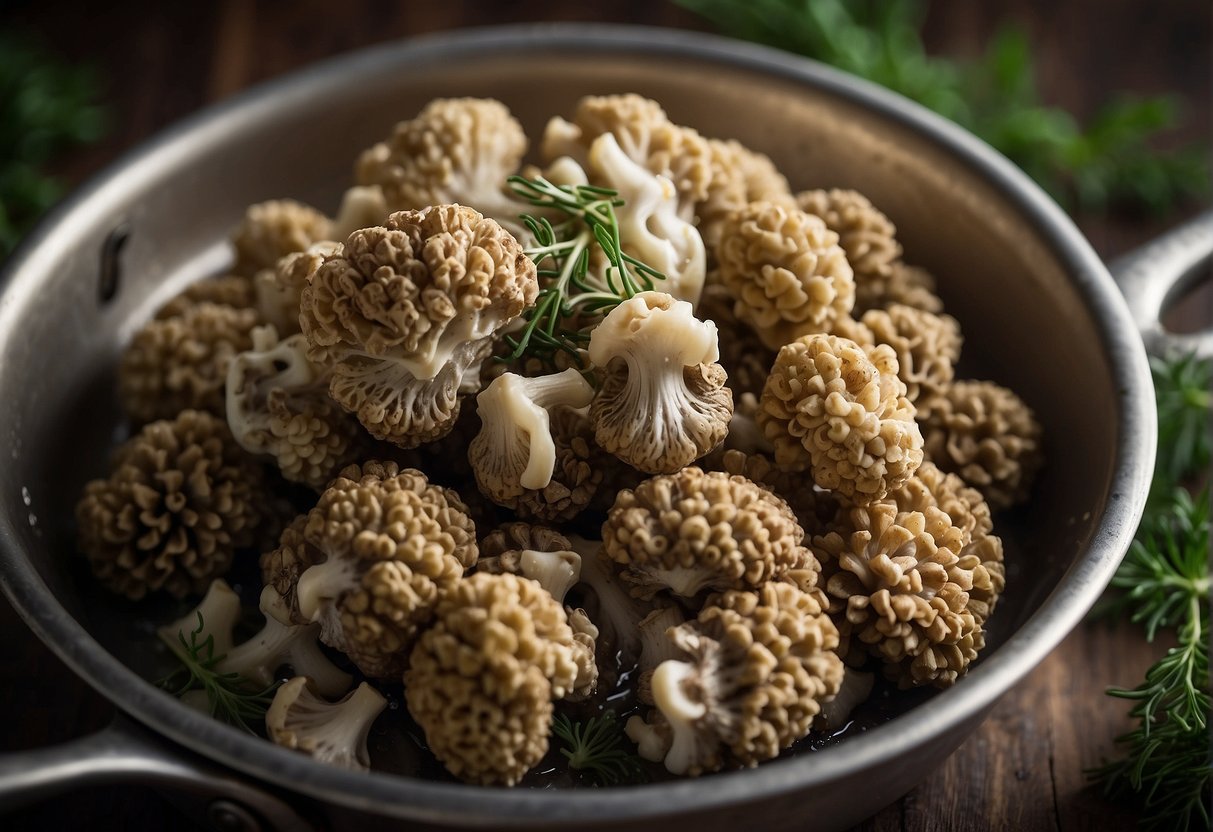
[0, 1, 1208, 830]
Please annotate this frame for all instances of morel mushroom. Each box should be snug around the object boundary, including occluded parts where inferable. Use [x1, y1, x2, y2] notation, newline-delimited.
[231, 199, 333, 278]
[266, 678, 386, 771]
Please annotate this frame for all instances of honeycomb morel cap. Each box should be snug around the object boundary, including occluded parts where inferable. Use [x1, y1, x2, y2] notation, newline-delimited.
[795, 188, 902, 286]
[76, 410, 269, 600]
[698, 138, 795, 252]
[404, 571, 581, 785]
[273, 460, 478, 678]
[831, 303, 963, 405]
[299, 204, 538, 448]
[758, 333, 923, 501]
[626, 581, 843, 775]
[919, 380, 1043, 510]
[231, 199, 333, 278]
[714, 201, 855, 350]
[602, 467, 811, 600]
[813, 500, 982, 688]
[119, 301, 259, 425]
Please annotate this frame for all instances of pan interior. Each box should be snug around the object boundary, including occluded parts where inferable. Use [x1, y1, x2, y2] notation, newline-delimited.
[1, 33, 1119, 799]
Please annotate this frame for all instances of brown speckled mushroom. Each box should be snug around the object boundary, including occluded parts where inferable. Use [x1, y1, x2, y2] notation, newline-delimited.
[355, 97, 532, 238]
[625, 581, 843, 775]
[714, 201, 855, 350]
[299, 204, 538, 449]
[119, 301, 259, 424]
[404, 572, 581, 785]
[588, 291, 733, 474]
[758, 333, 922, 501]
[76, 410, 269, 600]
[919, 380, 1043, 509]
[796, 188, 902, 290]
[468, 369, 600, 522]
[225, 325, 368, 490]
[602, 467, 811, 601]
[812, 500, 984, 688]
[698, 139, 795, 251]
[832, 303, 963, 405]
[268, 460, 478, 679]
[541, 93, 714, 222]
[231, 199, 333, 278]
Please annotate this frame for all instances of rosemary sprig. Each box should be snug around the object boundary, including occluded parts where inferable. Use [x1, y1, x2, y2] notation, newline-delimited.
[157, 612, 280, 734]
[552, 711, 649, 786]
[1090, 489, 1210, 832]
[500, 175, 664, 366]
[675, 0, 1209, 215]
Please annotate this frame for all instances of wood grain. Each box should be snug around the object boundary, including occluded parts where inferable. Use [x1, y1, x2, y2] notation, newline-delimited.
[1, 1, 1207, 829]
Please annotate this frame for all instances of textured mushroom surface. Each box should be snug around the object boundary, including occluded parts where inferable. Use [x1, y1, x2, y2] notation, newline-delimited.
[627, 582, 843, 775]
[404, 572, 580, 785]
[715, 201, 855, 350]
[856, 261, 945, 316]
[796, 189, 902, 287]
[588, 291, 733, 474]
[469, 369, 599, 522]
[232, 199, 333, 278]
[253, 241, 341, 337]
[706, 448, 842, 536]
[759, 333, 922, 501]
[813, 500, 982, 687]
[274, 460, 478, 678]
[602, 467, 810, 600]
[76, 410, 268, 599]
[119, 301, 259, 424]
[225, 325, 368, 489]
[155, 275, 256, 321]
[698, 139, 794, 251]
[541, 93, 713, 221]
[266, 678, 387, 771]
[695, 283, 775, 399]
[355, 98, 531, 237]
[832, 304, 962, 405]
[919, 380, 1043, 509]
[299, 204, 538, 448]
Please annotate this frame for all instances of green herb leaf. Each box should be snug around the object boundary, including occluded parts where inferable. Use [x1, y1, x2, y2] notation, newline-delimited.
[499, 175, 664, 368]
[552, 711, 649, 786]
[675, 0, 1209, 215]
[157, 611, 280, 734]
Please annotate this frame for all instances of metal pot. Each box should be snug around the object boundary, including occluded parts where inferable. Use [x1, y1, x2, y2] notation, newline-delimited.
[0, 23, 1207, 832]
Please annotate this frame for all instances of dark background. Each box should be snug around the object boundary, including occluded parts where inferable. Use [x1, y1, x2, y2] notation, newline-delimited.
[1, 1, 1209, 830]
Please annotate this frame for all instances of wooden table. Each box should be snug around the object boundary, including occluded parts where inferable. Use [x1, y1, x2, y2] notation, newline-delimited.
[1, 1, 1208, 829]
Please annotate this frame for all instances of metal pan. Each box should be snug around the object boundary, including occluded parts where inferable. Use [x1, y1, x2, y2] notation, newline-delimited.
[0, 23, 1208, 832]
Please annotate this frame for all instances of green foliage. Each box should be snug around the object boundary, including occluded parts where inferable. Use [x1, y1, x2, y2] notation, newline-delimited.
[158, 612, 280, 734]
[1092, 490, 1210, 832]
[499, 176, 664, 368]
[552, 711, 650, 786]
[1150, 353, 1212, 494]
[675, 0, 1208, 214]
[0, 36, 108, 257]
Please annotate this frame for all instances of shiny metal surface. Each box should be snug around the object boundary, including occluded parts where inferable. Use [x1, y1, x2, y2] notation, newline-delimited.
[0, 23, 1157, 831]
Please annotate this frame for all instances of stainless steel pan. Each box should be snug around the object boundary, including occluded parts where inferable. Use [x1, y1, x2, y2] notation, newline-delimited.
[0, 24, 1208, 832]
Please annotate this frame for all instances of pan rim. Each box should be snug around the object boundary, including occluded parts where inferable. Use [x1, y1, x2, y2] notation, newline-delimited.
[0, 22, 1156, 824]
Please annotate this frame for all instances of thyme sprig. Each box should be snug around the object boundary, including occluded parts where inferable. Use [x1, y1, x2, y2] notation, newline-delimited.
[157, 612, 280, 734]
[499, 175, 664, 366]
[552, 711, 649, 786]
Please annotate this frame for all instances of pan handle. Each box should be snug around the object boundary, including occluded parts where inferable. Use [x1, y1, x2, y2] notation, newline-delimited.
[0, 714, 313, 831]
[1108, 209, 1213, 358]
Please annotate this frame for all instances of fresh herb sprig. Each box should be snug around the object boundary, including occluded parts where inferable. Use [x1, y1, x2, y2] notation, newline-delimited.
[674, 0, 1209, 214]
[500, 176, 663, 366]
[158, 612, 280, 733]
[1091, 489, 1210, 832]
[552, 711, 650, 786]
